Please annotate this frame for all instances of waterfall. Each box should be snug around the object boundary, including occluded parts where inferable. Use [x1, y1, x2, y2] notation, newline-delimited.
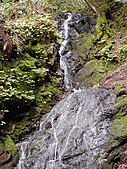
[59, 13, 73, 89]
[15, 142, 28, 169]
[15, 13, 116, 169]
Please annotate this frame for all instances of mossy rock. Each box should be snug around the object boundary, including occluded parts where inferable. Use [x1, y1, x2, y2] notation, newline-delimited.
[74, 59, 98, 87]
[111, 96, 127, 138]
[0, 136, 17, 169]
[74, 57, 119, 87]
[102, 95, 127, 167]
[114, 82, 127, 96]
[72, 32, 94, 63]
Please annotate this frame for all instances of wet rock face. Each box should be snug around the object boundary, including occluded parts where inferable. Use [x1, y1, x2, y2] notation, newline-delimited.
[18, 88, 116, 169]
[68, 13, 95, 34]
[58, 13, 95, 37]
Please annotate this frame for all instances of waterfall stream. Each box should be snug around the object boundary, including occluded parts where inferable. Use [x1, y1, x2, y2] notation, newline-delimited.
[16, 142, 29, 169]
[59, 13, 72, 89]
[15, 13, 116, 169]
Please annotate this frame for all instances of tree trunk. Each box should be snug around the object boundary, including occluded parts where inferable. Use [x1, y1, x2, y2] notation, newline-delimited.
[84, 0, 114, 39]
[84, 0, 115, 18]
[85, 0, 101, 18]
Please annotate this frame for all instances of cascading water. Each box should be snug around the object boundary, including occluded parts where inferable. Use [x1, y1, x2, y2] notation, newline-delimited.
[15, 13, 116, 169]
[16, 142, 29, 169]
[59, 13, 73, 89]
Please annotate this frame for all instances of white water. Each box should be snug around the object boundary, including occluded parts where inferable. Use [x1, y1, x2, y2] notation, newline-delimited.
[16, 142, 28, 169]
[59, 13, 72, 89]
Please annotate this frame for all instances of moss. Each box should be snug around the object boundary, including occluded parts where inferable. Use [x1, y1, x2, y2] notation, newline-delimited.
[4, 136, 17, 160]
[0, 136, 17, 169]
[96, 12, 109, 40]
[115, 96, 127, 115]
[73, 32, 94, 64]
[103, 95, 127, 165]
[74, 59, 98, 87]
[107, 96, 127, 139]
[114, 82, 127, 96]
[75, 56, 121, 87]
[111, 115, 127, 138]
[92, 59, 120, 84]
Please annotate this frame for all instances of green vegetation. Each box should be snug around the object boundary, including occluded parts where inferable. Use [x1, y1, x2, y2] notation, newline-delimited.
[0, 136, 17, 169]
[5, 136, 17, 162]
[112, 95, 127, 138]
[0, 0, 63, 168]
[0, 0, 88, 18]
[73, 1, 127, 88]
[43, 0, 88, 14]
